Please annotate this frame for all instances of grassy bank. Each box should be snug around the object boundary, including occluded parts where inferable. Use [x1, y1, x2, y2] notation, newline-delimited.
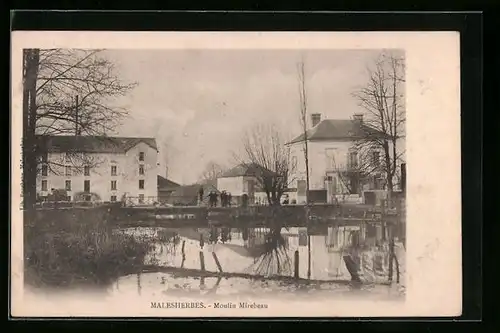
[24, 208, 155, 288]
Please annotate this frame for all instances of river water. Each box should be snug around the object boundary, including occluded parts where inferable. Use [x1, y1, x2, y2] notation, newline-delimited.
[105, 226, 406, 302]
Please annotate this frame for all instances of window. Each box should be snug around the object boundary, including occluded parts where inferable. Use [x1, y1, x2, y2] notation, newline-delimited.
[138, 194, 144, 204]
[139, 164, 145, 175]
[41, 180, 48, 191]
[84, 180, 90, 192]
[65, 180, 72, 191]
[111, 180, 117, 191]
[84, 165, 90, 176]
[65, 166, 72, 176]
[85, 194, 91, 202]
[41, 164, 48, 176]
[66, 196, 71, 202]
[110, 195, 117, 202]
[139, 179, 145, 189]
[111, 165, 117, 176]
[139, 152, 144, 161]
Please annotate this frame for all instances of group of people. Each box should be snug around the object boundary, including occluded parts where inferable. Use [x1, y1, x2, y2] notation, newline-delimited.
[198, 186, 232, 207]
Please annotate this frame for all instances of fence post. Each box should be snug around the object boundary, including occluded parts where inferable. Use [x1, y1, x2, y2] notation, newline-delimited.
[199, 251, 205, 271]
[199, 233, 204, 249]
[181, 240, 186, 260]
[388, 238, 394, 282]
[294, 250, 300, 279]
[212, 252, 223, 273]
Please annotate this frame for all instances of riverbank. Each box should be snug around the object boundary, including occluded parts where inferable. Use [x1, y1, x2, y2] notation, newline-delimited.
[24, 207, 155, 288]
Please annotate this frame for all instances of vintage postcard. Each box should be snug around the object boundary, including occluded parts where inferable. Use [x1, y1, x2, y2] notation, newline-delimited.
[10, 31, 461, 317]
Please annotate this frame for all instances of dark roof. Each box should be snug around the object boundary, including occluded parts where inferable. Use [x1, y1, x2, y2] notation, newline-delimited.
[157, 175, 181, 189]
[287, 119, 387, 145]
[36, 135, 158, 153]
[219, 163, 277, 178]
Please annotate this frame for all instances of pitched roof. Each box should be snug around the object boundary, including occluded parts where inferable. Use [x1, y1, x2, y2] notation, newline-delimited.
[287, 119, 387, 145]
[219, 163, 277, 178]
[36, 135, 158, 153]
[157, 175, 181, 189]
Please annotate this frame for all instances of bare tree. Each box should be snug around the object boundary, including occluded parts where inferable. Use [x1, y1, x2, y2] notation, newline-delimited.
[235, 122, 295, 277]
[22, 48, 137, 210]
[235, 122, 294, 206]
[351, 51, 406, 205]
[198, 161, 226, 185]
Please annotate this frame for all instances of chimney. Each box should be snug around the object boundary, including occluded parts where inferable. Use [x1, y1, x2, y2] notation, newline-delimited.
[165, 166, 169, 179]
[311, 113, 321, 127]
[353, 113, 364, 124]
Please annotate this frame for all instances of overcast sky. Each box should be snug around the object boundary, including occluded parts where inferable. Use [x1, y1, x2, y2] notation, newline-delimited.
[104, 49, 390, 185]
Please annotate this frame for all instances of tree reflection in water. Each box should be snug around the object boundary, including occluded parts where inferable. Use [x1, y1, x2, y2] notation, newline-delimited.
[246, 227, 292, 277]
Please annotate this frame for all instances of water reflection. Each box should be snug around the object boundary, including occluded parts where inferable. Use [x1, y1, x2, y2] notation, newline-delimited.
[111, 225, 406, 300]
[110, 272, 405, 302]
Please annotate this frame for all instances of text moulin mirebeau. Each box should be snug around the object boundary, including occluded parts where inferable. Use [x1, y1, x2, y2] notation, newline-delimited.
[150, 301, 269, 309]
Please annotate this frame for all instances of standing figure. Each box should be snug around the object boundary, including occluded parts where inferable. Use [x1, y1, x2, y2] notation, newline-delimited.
[214, 191, 219, 207]
[208, 191, 214, 207]
[227, 193, 232, 207]
[241, 193, 249, 208]
[220, 191, 227, 207]
[208, 191, 218, 207]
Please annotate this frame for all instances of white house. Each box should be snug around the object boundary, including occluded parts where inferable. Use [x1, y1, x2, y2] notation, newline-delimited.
[216, 163, 271, 205]
[286, 113, 396, 204]
[36, 135, 159, 204]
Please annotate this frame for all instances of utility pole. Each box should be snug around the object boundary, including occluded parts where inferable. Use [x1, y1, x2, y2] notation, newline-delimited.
[298, 59, 311, 279]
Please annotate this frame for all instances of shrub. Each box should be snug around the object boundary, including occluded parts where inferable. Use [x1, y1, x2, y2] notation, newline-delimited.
[24, 210, 154, 288]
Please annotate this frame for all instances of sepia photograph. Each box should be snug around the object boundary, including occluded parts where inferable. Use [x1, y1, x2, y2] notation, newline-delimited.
[11, 32, 461, 317]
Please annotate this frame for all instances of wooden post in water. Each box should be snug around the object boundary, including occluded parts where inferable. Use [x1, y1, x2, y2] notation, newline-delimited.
[388, 237, 395, 283]
[200, 277, 206, 290]
[199, 251, 205, 271]
[136, 273, 142, 296]
[212, 252, 223, 273]
[294, 250, 300, 279]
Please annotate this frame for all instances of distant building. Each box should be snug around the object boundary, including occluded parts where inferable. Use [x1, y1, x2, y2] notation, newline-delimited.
[157, 175, 181, 203]
[217, 163, 275, 205]
[168, 183, 219, 206]
[286, 113, 393, 204]
[36, 135, 159, 203]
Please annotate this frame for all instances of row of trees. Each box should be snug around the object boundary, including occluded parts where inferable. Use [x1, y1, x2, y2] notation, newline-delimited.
[22, 49, 136, 212]
[231, 51, 405, 207]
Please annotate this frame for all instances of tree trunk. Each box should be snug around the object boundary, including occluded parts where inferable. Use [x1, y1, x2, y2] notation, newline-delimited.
[386, 176, 394, 208]
[22, 49, 40, 217]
